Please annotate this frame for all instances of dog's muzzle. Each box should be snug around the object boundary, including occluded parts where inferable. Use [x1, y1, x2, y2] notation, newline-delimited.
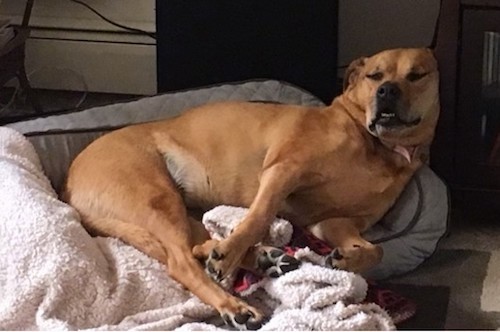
[369, 82, 421, 132]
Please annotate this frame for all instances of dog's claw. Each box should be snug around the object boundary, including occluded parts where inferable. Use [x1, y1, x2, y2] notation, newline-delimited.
[325, 248, 344, 270]
[332, 248, 344, 260]
[204, 249, 229, 281]
[210, 249, 224, 261]
[207, 263, 216, 275]
[204, 239, 248, 281]
[222, 314, 231, 325]
[205, 261, 224, 282]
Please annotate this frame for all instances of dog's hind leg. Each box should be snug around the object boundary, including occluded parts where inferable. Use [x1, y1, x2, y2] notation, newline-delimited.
[81, 210, 265, 330]
[308, 218, 383, 273]
[81, 217, 171, 264]
[68, 166, 265, 329]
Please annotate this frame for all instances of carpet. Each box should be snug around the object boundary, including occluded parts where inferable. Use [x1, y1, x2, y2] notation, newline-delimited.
[380, 201, 500, 330]
[384, 244, 500, 329]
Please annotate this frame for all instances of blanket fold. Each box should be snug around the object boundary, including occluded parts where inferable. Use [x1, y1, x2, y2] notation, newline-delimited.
[0, 127, 394, 330]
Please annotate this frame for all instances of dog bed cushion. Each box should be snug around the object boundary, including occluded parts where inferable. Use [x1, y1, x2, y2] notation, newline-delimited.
[7, 79, 449, 280]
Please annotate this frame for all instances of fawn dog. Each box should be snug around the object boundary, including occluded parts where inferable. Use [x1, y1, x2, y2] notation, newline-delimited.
[63, 48, 439, 329]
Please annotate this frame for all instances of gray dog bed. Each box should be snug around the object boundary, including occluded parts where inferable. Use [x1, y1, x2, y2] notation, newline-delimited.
[7, 79, 449, 280]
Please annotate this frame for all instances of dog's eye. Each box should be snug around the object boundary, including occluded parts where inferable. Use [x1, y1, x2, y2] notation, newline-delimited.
[366, 72, 383, 81]
[406, 72, 428, 82]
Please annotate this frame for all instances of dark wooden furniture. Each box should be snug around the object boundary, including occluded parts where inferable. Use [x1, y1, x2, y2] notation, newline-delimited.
[432, 0, 500, 212]
[156, 1, 339, 104]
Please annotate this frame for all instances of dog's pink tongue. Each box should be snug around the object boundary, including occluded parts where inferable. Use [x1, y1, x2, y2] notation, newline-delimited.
[393, 145, 415, 163]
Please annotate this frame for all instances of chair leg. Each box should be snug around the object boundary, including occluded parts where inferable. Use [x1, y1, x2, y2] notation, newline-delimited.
[17, 65, 43, 114]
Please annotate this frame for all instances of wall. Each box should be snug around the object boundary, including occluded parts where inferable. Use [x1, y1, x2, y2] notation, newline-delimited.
[0, 0, 440, 94]
[0, 0, 156, 95]
[338, 0, 440, 68]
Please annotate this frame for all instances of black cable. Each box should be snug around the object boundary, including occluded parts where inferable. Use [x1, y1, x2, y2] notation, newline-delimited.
[68, 0, 156, 39]
[429, 0, 442, 49]
[21, 0, 35, 27]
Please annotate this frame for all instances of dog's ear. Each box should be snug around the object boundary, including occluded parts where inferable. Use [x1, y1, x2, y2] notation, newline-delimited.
[343, 57, 366, 91]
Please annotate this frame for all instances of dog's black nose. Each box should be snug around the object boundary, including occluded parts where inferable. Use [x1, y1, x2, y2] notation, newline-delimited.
[376, 82, 401, 101]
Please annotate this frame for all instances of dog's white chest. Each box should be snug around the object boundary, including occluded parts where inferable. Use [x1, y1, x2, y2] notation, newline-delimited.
[163, 152, 213, 207]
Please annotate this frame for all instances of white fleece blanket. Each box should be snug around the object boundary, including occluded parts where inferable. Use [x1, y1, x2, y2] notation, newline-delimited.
[0, 127, 395, 331]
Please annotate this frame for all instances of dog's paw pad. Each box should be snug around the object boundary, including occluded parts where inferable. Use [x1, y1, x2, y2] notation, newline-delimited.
[325, 248, 346, 269]
[257, 248, 301, 278]
[222, 309, 263, 330]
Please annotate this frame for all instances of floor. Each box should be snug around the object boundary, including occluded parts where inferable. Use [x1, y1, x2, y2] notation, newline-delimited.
[384, 192, 500, 329]
[439, 188, 500, 253]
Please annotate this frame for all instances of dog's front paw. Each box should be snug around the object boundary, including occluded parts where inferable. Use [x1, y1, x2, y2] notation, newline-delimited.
[220, 301, 265, 330]
[193, 239, 219, 259]
[205, 249, 226, 281]
[325, 245, 382, 273]
[205, 239, 246, 282]
[256, 246, 301, 278]
[325, 247, 348, 270]
[193, 239, 228, 281]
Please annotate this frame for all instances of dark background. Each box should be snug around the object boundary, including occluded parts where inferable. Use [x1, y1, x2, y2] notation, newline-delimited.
[156, 1, 339, 104]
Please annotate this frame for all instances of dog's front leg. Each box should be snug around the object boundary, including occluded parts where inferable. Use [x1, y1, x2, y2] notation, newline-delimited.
[194, 162, 300, 281]
[308, 217, 383, 273]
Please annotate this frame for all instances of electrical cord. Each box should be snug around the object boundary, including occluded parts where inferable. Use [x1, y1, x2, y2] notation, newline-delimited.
[26, 65, 88, 111]
[0, 84, 19, 115]
[68, 0, 156, 39]
[0, 66, 88, 118]
[428, 0, 442, 50]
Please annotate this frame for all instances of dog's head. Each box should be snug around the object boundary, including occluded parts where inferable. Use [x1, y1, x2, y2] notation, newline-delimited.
[343, 48, 439, 162]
